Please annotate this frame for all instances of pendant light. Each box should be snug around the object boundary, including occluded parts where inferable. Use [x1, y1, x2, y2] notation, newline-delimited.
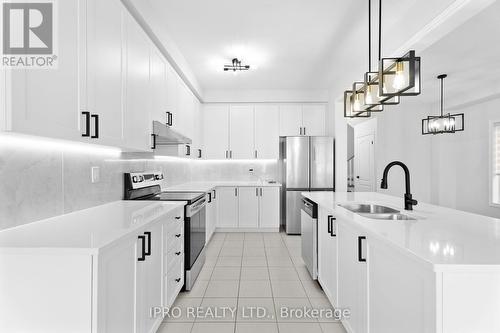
[422, 74, 464, 135]
[344, 0, 421, 118]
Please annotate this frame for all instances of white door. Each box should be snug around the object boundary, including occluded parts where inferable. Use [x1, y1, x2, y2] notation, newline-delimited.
[279, 104, 303, 136]
[6, 0, 83, 140]
[302, 104, 326, 136]
[259, 187, 280, 229]
[97, 235, 136, 333]
[150, 48, 168, 124]
[338, 221, 368, 333]
[238, 187, 259, 228]
[86, 0, 124, 146]
[124, 14, 152, 151]
[216, 187, 239, 228]
[203, 105, 230, 159]
[230, 105, 255, 159]
[355, 134, 375, 192]
[255, 105, 280, 159]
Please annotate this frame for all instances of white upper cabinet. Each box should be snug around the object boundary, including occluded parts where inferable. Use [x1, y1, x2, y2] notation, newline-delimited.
[230, 105, 255, 159]
[2, 0, 82, 140]
[254, 105, 280, 159]
[150, 48, 168, 126]
[279, 104, 303, 136]
[123, 12, 152, 151]
[279, 104, 326, 136]
[166, 64, 179, 127]
[302, 104, 326, 136]
[203, 105, 230, 159]
[86, 0, 125, 146]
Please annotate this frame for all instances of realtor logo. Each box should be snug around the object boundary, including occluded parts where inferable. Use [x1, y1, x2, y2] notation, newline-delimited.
[1, 0, 58, 68]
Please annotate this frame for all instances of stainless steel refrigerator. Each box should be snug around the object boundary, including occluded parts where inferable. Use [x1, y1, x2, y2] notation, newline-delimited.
[279, 136, 335, 234]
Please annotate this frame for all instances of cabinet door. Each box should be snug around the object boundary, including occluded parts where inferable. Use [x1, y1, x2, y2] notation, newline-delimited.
[97, 235, 136, 333]
[150, 48, 168, 124]
[6, 0, 82, 140]
[216, 187, 238, 228]
[124, 13, 152, 151]
[166, 64, 178, 126]
[238, 187, 259, 228]
[229, 105, 255, 159]
[317, 208, 338, 307]
[338, 221, 368, 333]
[279, 104, 303, 136]
[176, 81, 191, 137]
[259, 187, 280, 229]
[203, 105, 230, 159]
[86, 0, 124, 145]
[255, 105, 280, 159]
[302, 104, 326, 136]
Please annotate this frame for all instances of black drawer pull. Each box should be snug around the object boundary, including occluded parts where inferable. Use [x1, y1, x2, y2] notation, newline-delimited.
[175, 278, 181, 283]
[358, 236, 366, 262]
[91, 114, 99, 139]
[81, 111, 90, 137]
[151, 134, 156, 150]
[329, 216, 337, 237]
[175, 251, 181, 256]
[137, 235, 146, 261]
[327, 215, 332, 234]
[175, 216, 181, 220]
[175, 234, 181, 238]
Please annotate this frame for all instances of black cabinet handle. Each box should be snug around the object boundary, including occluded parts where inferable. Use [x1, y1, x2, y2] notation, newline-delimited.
[175, 216, 181, 220]
[235, 188, 238, 196]
[256, 188, 259, 196]
[90, 114, 99, 139]
[225, 150, 228, 159]
[151, 134, 156, 150]
[144, 232, 151, 256]
[198, 149, 202, 159]
[138, 235, 146, 261]
[81, 111, 90, 137]
[175, 234, 181, 238]
[166, 112, 173, 126]
[186, 145, 191, 156]
[175, 278, 181, 283]
[230, 150, 233, 159]
[208, 192, 212, 203]
[254, 150, 258, 159]
[175, 251, 181, 256]
[358, 236, 366, 262]
[303, 127, 306, 136]
[327, 215, 332, 234]
[213, 190, 216, 199]
[330, 216, 337, 237]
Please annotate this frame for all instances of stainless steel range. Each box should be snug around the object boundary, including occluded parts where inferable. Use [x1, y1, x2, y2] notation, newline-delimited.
[124, 171, 206, 290]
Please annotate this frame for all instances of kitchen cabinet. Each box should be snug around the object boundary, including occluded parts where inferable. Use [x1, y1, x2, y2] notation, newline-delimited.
[238, 187, 260, 228]
[166, 64, 179, 127]
[338, 220, 368, 333]
[206, 190, 217, 243]
[302, 104, 326, 136]
[254, 105, 280, 159]
[85, 0, 125, 146]
[317, 207, 338, 306]
[216, 186, 280, 231]
[203, 105, 230, 159]
[258, 187, 280, 229]
[230, 105, 255, 159]
[150, 48, 169, 128]
[1, 0, 83, 140]
[123, 12, 152, 151]
[279, 104, 326, 136]
[216, 187, 239, 228]
[163, 210, 185, 308]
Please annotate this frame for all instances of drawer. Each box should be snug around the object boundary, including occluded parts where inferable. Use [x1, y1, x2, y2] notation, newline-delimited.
[165, 256, 184, 307]
[165, 242, 183, 268]
[165, 230, 183, 255]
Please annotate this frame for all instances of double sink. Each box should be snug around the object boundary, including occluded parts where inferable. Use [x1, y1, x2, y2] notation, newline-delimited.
[339, 204, 416, 221]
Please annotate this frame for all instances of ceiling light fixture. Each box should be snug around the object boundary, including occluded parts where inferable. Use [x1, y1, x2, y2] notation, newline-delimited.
[344, 0, 421, 118]
[223, 58, 250, 72]
[422, 74, 464, 135]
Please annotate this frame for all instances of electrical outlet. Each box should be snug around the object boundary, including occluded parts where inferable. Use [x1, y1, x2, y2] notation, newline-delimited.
[91, 166, 100, 184]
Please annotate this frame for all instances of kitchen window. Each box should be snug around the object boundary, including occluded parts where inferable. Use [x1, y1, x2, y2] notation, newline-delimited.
[490, 121, 500, 206]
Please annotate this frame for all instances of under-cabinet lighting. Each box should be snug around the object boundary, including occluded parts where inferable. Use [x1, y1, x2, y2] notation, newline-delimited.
[0, 133, 121, 156]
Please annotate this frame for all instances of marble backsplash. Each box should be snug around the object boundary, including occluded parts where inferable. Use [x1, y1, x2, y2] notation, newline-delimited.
[0, 145, 278, 230]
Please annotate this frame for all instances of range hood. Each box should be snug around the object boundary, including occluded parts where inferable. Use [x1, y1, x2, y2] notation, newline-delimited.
[152, 121, 192, 146]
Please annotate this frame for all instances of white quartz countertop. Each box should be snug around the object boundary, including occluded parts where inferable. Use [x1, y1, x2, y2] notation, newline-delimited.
[165, 181, 282, 192]
[302, 192, 500, 268]
[0, 201, 185, 253]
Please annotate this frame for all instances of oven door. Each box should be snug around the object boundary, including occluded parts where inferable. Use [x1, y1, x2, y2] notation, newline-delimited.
[185, 196, 206, 269]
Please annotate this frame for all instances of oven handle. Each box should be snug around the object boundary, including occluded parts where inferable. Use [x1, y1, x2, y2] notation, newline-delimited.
[187, 198, 206, 217]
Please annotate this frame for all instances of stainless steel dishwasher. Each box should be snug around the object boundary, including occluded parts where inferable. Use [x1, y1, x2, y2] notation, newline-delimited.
[301, 196, 318, 279]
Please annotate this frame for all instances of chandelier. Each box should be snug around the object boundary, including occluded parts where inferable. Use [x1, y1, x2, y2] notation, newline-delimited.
[223, 58, 250, 72]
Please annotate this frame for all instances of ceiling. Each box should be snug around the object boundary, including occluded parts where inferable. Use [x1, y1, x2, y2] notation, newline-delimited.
[143, 0, 493, 97]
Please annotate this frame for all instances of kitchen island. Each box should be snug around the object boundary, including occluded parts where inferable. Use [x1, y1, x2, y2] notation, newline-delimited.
[302, 191, 500, 333]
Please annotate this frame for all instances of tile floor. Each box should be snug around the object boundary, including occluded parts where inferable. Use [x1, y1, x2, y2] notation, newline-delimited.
[158, 232, 347, 333]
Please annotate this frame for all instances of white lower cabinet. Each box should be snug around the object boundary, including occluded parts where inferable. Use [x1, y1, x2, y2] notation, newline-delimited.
[317, 207, 338, 306]
[216, 186, 280, 231]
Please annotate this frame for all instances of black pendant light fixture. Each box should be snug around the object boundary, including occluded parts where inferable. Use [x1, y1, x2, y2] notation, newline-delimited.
[422, 74, 464, 135]
[223, 58, 250, 72]
[344, 0, 421, 118]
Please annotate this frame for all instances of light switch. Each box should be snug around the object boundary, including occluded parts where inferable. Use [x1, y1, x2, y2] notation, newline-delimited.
[91, 166, 100, 183]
